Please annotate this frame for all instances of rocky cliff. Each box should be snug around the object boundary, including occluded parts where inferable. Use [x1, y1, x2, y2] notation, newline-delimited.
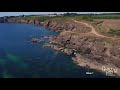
[42, 19, 120, 77]
[42, 19, 92, 33]
[0, 18, 42, 25]
[0, 17, 120, 76]
[42, 19, 75, 32]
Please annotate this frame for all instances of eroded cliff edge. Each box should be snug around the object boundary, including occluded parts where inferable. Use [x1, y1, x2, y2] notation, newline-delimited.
[42, 19, 120, 77]
[0, 17, 42, 25]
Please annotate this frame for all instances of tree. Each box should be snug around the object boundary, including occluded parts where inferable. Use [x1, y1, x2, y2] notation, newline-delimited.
[54, 13, 57, 15]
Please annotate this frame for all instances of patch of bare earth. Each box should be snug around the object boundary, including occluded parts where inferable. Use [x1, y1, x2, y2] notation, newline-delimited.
[95, 19, 120, 30]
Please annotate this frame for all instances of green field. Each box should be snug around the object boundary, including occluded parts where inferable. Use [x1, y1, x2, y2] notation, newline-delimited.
[16, 15, 53, 21]
[15, 13, 120, 22]
[63, 13, 120, 19]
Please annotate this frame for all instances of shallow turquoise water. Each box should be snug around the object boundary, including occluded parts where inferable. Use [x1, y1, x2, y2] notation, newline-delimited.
[0, 23, 109, 78]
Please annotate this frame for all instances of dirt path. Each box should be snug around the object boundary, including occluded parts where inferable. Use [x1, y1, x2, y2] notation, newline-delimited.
[72, 19, 115, 39]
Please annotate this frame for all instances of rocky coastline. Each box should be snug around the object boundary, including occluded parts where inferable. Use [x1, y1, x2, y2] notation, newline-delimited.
[0, 17, 42, 26]
[42, 19, 120, 77]
[31, 38, 44, 43]
[0, 17, 120, 77]
[43, 33, 120, 77]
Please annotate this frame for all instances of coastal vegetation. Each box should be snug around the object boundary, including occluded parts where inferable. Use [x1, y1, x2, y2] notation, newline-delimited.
[108, 29, 120, 36]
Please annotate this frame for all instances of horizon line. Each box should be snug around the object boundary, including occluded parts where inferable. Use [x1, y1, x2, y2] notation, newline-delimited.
[0, 12, 119, 17]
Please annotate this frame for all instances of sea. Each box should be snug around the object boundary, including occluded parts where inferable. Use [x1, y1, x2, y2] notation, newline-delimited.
[0, 23, 110, 78]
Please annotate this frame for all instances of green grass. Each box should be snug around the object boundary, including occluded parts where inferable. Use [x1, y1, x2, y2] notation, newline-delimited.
[63, 14, 120, 21]
[14, 14, 120, 23]
[16, 15, 57, 22]
[89, 14, 120, 19]
[64, 14, 120, 19]
[108, 29, 120, 36]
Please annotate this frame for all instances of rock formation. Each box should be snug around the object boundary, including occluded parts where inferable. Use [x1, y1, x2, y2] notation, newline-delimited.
[42, 19, 120, 77]
[31, 38, 44, 43]
[0, 16, 120, 77]
[43, 20, 75, 32]
[0, 17, 42, 26]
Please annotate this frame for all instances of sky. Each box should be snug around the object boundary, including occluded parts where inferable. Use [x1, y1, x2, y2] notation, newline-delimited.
[0, 12, 118, 17]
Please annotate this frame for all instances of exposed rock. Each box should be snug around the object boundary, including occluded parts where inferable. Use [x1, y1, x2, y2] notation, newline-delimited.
[28, 20, 34, 24]
[43, 44, 64, 51]
[43, 20, 75, 32]
[0, 17, 42, 26]
[43, 36, 50, 39]
[46, 33, 120, 75]
[0, 16, 120, 77]
[35, 21, 40, 25]
[31, 38, 44, 43]
[0, 18, 8, 23]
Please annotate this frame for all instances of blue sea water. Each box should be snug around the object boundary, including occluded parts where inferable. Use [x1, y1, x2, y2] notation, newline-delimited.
[0, 23, 109, 78]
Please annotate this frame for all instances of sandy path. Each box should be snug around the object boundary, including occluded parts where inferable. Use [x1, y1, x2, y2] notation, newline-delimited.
[72, 19, 111, 38]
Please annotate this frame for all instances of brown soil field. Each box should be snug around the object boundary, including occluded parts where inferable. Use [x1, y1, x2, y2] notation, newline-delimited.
[95, 19, 120, 30]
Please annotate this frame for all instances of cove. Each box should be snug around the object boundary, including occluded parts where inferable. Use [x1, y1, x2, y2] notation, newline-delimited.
[0, 23, 109, 78]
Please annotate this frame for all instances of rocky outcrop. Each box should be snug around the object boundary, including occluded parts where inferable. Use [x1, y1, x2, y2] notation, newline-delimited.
[31, 38, 44, 42]
[0, 17, 42, 26]
[43, 36, 51, 39]
[0, 18, 8, 23]
[42, 19, 92, 33]
[43, 44, 75, 56]
[43, 32, 120, 76]
[15, 19, 41, 25]
[43, 20, 75, 32]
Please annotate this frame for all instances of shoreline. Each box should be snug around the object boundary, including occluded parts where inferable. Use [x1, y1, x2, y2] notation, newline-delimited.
[72, 56, 120, 78]
[43, 43, 120, 77]
[0, 17, 120, 77]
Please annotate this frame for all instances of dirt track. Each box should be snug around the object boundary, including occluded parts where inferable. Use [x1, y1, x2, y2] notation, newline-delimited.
[72, 19, 108, 38]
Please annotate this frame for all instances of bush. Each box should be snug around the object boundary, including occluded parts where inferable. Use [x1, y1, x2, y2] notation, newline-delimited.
[108, 29, 120, 36]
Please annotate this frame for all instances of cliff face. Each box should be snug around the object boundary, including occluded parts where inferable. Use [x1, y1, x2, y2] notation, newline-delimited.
[42, 20, 75, 32]
[52, 34, 120, 65]
[42, 19, 120, 76]
[0, 18, 42, 25]
[43, 20, 120, 63]
[0, 17, 120, 76]
[42, 19, 92, 33]
[0, 18, 8, 23]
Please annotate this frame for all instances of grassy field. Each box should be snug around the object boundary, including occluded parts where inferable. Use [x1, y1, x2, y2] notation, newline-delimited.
[63, 13, 120, 20]
[14, 13, 120, 22]
[15, 15, 58, 21]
